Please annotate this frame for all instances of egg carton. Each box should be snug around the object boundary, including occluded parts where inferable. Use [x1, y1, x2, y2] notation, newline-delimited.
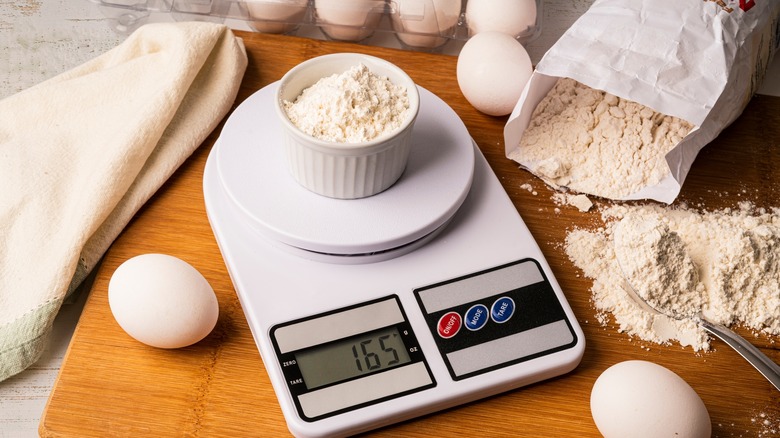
[90, 0, 542, 52]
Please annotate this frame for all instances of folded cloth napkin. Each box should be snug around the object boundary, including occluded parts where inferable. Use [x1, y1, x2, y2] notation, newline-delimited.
[0, 21, 247, 381]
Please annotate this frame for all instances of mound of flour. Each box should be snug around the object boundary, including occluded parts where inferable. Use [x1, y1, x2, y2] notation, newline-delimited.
[614, 213, 705, 316]
[283, 63, 410, 143]
[566, 202, 780, 351]
[511, 78, 693, 199]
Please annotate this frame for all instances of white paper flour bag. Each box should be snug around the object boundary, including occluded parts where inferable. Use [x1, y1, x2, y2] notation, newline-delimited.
[505, 0, 780, 203]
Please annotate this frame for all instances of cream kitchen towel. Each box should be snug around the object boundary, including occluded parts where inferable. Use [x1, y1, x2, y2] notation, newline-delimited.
[0, 21, 247, 381]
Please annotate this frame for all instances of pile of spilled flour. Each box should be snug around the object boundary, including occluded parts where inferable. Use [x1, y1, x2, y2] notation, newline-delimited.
[565, 202, 780, 351]
[510, 78, 694, 199]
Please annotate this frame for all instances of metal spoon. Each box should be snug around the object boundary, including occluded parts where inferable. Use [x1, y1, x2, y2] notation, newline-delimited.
[613, 223, 780, 391]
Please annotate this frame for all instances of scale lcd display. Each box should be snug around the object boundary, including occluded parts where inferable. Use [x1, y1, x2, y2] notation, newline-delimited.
[295, 326, 411, 390]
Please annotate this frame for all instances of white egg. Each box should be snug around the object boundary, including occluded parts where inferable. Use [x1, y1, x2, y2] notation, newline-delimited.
[465, 0, 536, 37]
[391, 0, 462, 49]
[108, 254, 219, 349]
[246, 0, 308, 34]
[456, 31, 532, 116]
[591, 361, 712, 438]
[315, 0, 385, 42]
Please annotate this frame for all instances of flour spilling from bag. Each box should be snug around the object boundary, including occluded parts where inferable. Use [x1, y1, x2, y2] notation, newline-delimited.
[566, 202, 780, 351]
[505, 0, 780, 203]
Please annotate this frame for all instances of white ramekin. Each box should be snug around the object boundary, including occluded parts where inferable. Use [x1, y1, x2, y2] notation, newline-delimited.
[275, 53, 420, 199]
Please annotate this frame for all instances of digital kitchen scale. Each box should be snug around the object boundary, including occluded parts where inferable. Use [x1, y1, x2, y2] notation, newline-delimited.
[203, 82, 585, 437]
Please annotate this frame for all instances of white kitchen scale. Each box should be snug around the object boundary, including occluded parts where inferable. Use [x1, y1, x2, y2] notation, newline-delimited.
[203, 82, 585, 437]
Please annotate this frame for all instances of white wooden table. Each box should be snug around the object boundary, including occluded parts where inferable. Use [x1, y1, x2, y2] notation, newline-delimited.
[0, 1, 778, 436]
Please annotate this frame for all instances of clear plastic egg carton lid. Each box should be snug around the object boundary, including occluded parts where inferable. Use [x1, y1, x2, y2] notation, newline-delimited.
[91, 0, 542, 52]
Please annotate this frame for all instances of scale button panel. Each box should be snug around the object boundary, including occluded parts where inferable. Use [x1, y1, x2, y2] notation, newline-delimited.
[414, 259, 579, 380]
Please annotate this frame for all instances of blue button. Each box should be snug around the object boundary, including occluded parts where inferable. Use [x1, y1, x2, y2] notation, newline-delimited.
[491, 297, 515, 323]
[464, 304, 489, 331]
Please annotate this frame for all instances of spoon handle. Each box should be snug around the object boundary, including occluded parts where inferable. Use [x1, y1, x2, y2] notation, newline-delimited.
[700, 319, 780, 391]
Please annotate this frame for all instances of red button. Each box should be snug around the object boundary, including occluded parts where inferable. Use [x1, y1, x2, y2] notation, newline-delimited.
[437, 311, 462, 339]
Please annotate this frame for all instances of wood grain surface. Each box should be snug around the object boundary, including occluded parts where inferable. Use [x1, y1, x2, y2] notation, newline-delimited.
[41, 31, 780, 437]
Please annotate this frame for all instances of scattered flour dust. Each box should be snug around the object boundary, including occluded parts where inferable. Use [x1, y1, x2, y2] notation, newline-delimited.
[283, 63, 410, 143]
[510, 77, 694, 199]
[552, 192, 593, 212]
[519, 183, 537, 196]
[753, 410, 779, 437]
[565, 201, 780, 351]
[518, 183, 594, 212]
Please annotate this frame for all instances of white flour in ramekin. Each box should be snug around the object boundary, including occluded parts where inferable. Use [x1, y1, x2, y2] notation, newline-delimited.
[283, 63, 410, 143]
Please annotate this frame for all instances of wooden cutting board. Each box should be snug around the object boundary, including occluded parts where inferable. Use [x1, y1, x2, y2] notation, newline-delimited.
[41, 31, 779, 437]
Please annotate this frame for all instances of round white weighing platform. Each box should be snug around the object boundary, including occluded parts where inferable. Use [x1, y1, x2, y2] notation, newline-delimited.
[216, 83, 475, 259]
